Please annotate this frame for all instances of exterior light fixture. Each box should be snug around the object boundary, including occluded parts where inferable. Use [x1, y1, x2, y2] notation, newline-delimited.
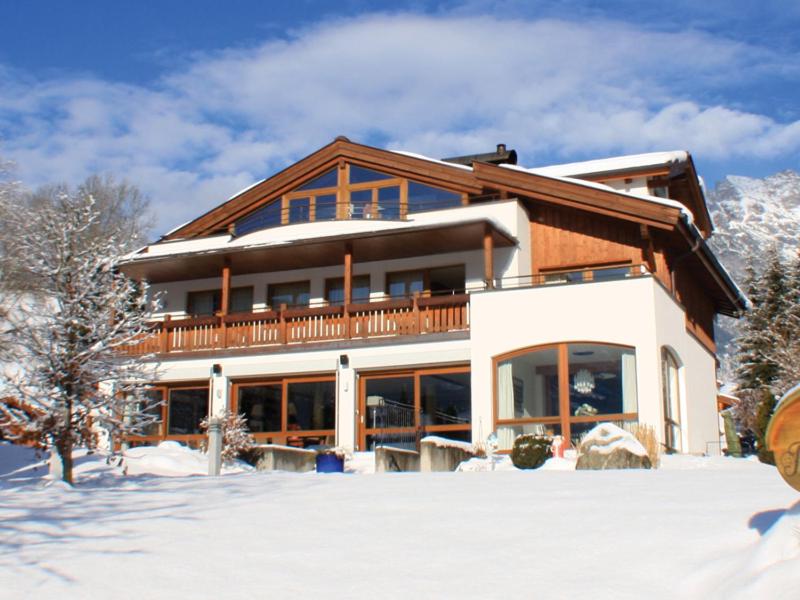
[339, 354, 349, 368]
[573, 369, 595, 395]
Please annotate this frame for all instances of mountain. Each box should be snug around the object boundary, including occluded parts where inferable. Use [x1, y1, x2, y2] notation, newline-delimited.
[706, 169, 800, 383]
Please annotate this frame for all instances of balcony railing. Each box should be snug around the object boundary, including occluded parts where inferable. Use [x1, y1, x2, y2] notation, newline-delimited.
[121, 293, 470, 356]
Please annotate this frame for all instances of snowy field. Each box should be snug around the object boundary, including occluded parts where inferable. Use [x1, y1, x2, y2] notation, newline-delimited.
[1, 443, 798, 600]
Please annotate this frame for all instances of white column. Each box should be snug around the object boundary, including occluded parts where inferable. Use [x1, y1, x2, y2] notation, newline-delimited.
[336, 363, 357, 452]
[210, 373, 229, 417]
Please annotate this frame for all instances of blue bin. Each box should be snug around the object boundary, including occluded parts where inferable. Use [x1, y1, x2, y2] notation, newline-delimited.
[316, 453, 344, 473]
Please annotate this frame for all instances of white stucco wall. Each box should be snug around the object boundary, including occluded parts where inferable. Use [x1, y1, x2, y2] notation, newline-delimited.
[468, 275, 720, 453]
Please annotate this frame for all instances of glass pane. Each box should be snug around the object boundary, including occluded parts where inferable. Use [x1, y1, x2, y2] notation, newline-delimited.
[496, 423, 561, 451]
[288, 197, 311, 223]
[132, 389, 163, 436]
[568, 344, 638, 417]
[167, 388, 209, 435]
[366, 433, 417, 452]
[315, 194, 337, 221]
[349, 189, 372, 219]
[365, 377, 415, 430]
[593, 266, 631, 282]
[268, 281, 310, 308]
[230, 287, 253, 313]
[349, 164, 393, 184]
[429, 265, 465, 295]
[238, 385, 281, 433]
[407, 181, 461, 213]
[497, 348, 560, 420]
[287, 381, 335, 430]
[421, 372, 471, 426]
[235, 200, 282, 236]
[326, 275, 370, 305]
[387, 271, 423, 298]
[297, 168, 337, 190]
[377, 186, 401, 220]
[187, 290, 220, 316]
[424, 430, 471, 443]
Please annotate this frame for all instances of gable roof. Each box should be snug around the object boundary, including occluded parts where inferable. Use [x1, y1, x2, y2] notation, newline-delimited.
[165, 137, 697, 241]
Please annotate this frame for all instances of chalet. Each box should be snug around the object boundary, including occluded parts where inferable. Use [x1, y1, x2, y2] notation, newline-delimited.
[119, 137, 746, 454]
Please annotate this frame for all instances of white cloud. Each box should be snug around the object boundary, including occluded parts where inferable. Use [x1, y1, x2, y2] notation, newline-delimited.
[0, 13, 798, 233]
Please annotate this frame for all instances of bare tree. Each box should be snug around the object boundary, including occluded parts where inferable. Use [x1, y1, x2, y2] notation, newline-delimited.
[0, 188, 158, 484]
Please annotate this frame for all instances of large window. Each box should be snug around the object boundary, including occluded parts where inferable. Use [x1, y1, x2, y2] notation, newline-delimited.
[167, 387, 210, 435]
[495, 343, 637, 449]
[386, 265, 465, 298]
[186, 287, 253, 316]
[232, 162, 466, 234]
[233, 377, 335, 447]
[360, 367, 471, 450]
[325, 275, 371, 305]
[267, 281, 310, 309]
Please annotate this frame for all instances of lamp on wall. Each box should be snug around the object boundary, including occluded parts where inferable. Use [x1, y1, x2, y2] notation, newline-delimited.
[573, 369, 595, 395]
[339, 354, 349, 369]
[211, 363, 222, 376]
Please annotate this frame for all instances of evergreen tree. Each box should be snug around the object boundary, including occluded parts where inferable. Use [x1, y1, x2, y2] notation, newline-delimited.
[733, 246, 792, 465]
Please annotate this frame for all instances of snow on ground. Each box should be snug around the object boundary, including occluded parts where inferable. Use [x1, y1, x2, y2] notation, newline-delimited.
[1, 443, 798, 599]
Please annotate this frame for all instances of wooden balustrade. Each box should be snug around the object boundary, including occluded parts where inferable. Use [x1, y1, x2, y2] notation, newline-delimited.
[120, 294, 470, 356]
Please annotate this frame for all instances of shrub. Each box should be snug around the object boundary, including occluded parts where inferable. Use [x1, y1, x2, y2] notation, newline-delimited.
[200, 410, 255, 463]
[511, 434, 552, 469]
[624, 423, 661, 469]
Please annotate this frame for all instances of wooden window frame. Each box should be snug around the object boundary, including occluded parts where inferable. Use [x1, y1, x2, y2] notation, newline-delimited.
[232, 375, 336, 447]
[186, 286, 253, 316]
[384, 264, 465, 298]
[325, 274, 370, 305]
[492, 342, 639, 448]
[266, 280, 311, 309]
[124, 383, 211, 448]
[358, 365, 471, 451]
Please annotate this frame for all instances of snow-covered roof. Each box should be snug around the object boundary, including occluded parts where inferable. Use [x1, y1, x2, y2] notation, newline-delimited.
[390, 150, 474, 171]
[527, 151, 689, 178]
[124, 200, 521, 263]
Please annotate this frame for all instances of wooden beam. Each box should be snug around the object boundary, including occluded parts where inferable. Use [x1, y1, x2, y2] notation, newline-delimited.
[343, 243, 353, 305]
[558, 344, 571, 445]
[220, 260, 231, 316]
[483, 224, 494, 289]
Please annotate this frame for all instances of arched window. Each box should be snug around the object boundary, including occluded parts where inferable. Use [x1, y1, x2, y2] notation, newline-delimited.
[495, 343, 638, 450]
[661, 348, 682, 453]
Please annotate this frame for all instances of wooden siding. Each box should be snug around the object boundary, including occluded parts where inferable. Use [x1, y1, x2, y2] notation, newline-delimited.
[530, 204, 648, 272]
[674, 268, 717, 354]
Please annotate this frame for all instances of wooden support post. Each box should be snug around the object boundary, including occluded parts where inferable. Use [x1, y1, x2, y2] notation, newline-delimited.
[558, 344, 571, 445]
[639, 224, 657, 275]
[483, 224, 495, 289]
[220, 260, 231, 348]
[344, 243, 353, 306]
[279, 303, 288, 344]
[160, 315, 171, 353]
[412, 291, 421, 334]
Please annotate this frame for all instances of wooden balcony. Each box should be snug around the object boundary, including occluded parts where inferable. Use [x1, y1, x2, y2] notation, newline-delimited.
[122, 294, 470, 357]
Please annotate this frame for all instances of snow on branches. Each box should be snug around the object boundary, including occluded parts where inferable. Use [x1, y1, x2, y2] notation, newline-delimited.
[200, 410, 255, 463]
[0, 189, 158, 484]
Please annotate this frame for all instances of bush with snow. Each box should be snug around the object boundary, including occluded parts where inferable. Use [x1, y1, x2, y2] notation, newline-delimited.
[511, 433, 552, 470]
[200, 410, 254, 463]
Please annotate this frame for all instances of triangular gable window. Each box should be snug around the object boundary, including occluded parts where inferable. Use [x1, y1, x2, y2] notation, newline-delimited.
[296, 168, 338, 191]
[349, 165, 393, 184]
[235, 200, 282, 236]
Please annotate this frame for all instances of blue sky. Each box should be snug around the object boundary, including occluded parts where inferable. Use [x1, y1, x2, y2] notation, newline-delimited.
[1, 1, 799, 233]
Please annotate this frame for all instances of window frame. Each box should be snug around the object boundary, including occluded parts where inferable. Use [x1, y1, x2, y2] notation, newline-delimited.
[124, 383, 210, 448]
[232, 375, 336, 447]
[186, 286, 254, 316]
[493, 342, 639, 448]
[267, 280, 311, 309]
[358, 365, 471, 451]
[384, 264, 466, 298]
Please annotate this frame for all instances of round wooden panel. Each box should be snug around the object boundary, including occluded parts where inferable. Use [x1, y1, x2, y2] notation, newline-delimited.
[767, 385, 800, 492]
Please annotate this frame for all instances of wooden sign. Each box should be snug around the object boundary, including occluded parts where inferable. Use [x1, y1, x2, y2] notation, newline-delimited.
[767, 384, 800, 492]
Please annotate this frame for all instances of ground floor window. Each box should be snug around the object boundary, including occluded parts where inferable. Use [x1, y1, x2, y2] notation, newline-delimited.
[495, 343, 638, 449]
[233, 376, 335, 448]
[125, 384, 210, 446]
[360, 366, 471, 451]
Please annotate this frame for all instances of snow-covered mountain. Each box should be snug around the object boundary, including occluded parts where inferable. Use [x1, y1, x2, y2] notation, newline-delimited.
[706, 169, 800, 381]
